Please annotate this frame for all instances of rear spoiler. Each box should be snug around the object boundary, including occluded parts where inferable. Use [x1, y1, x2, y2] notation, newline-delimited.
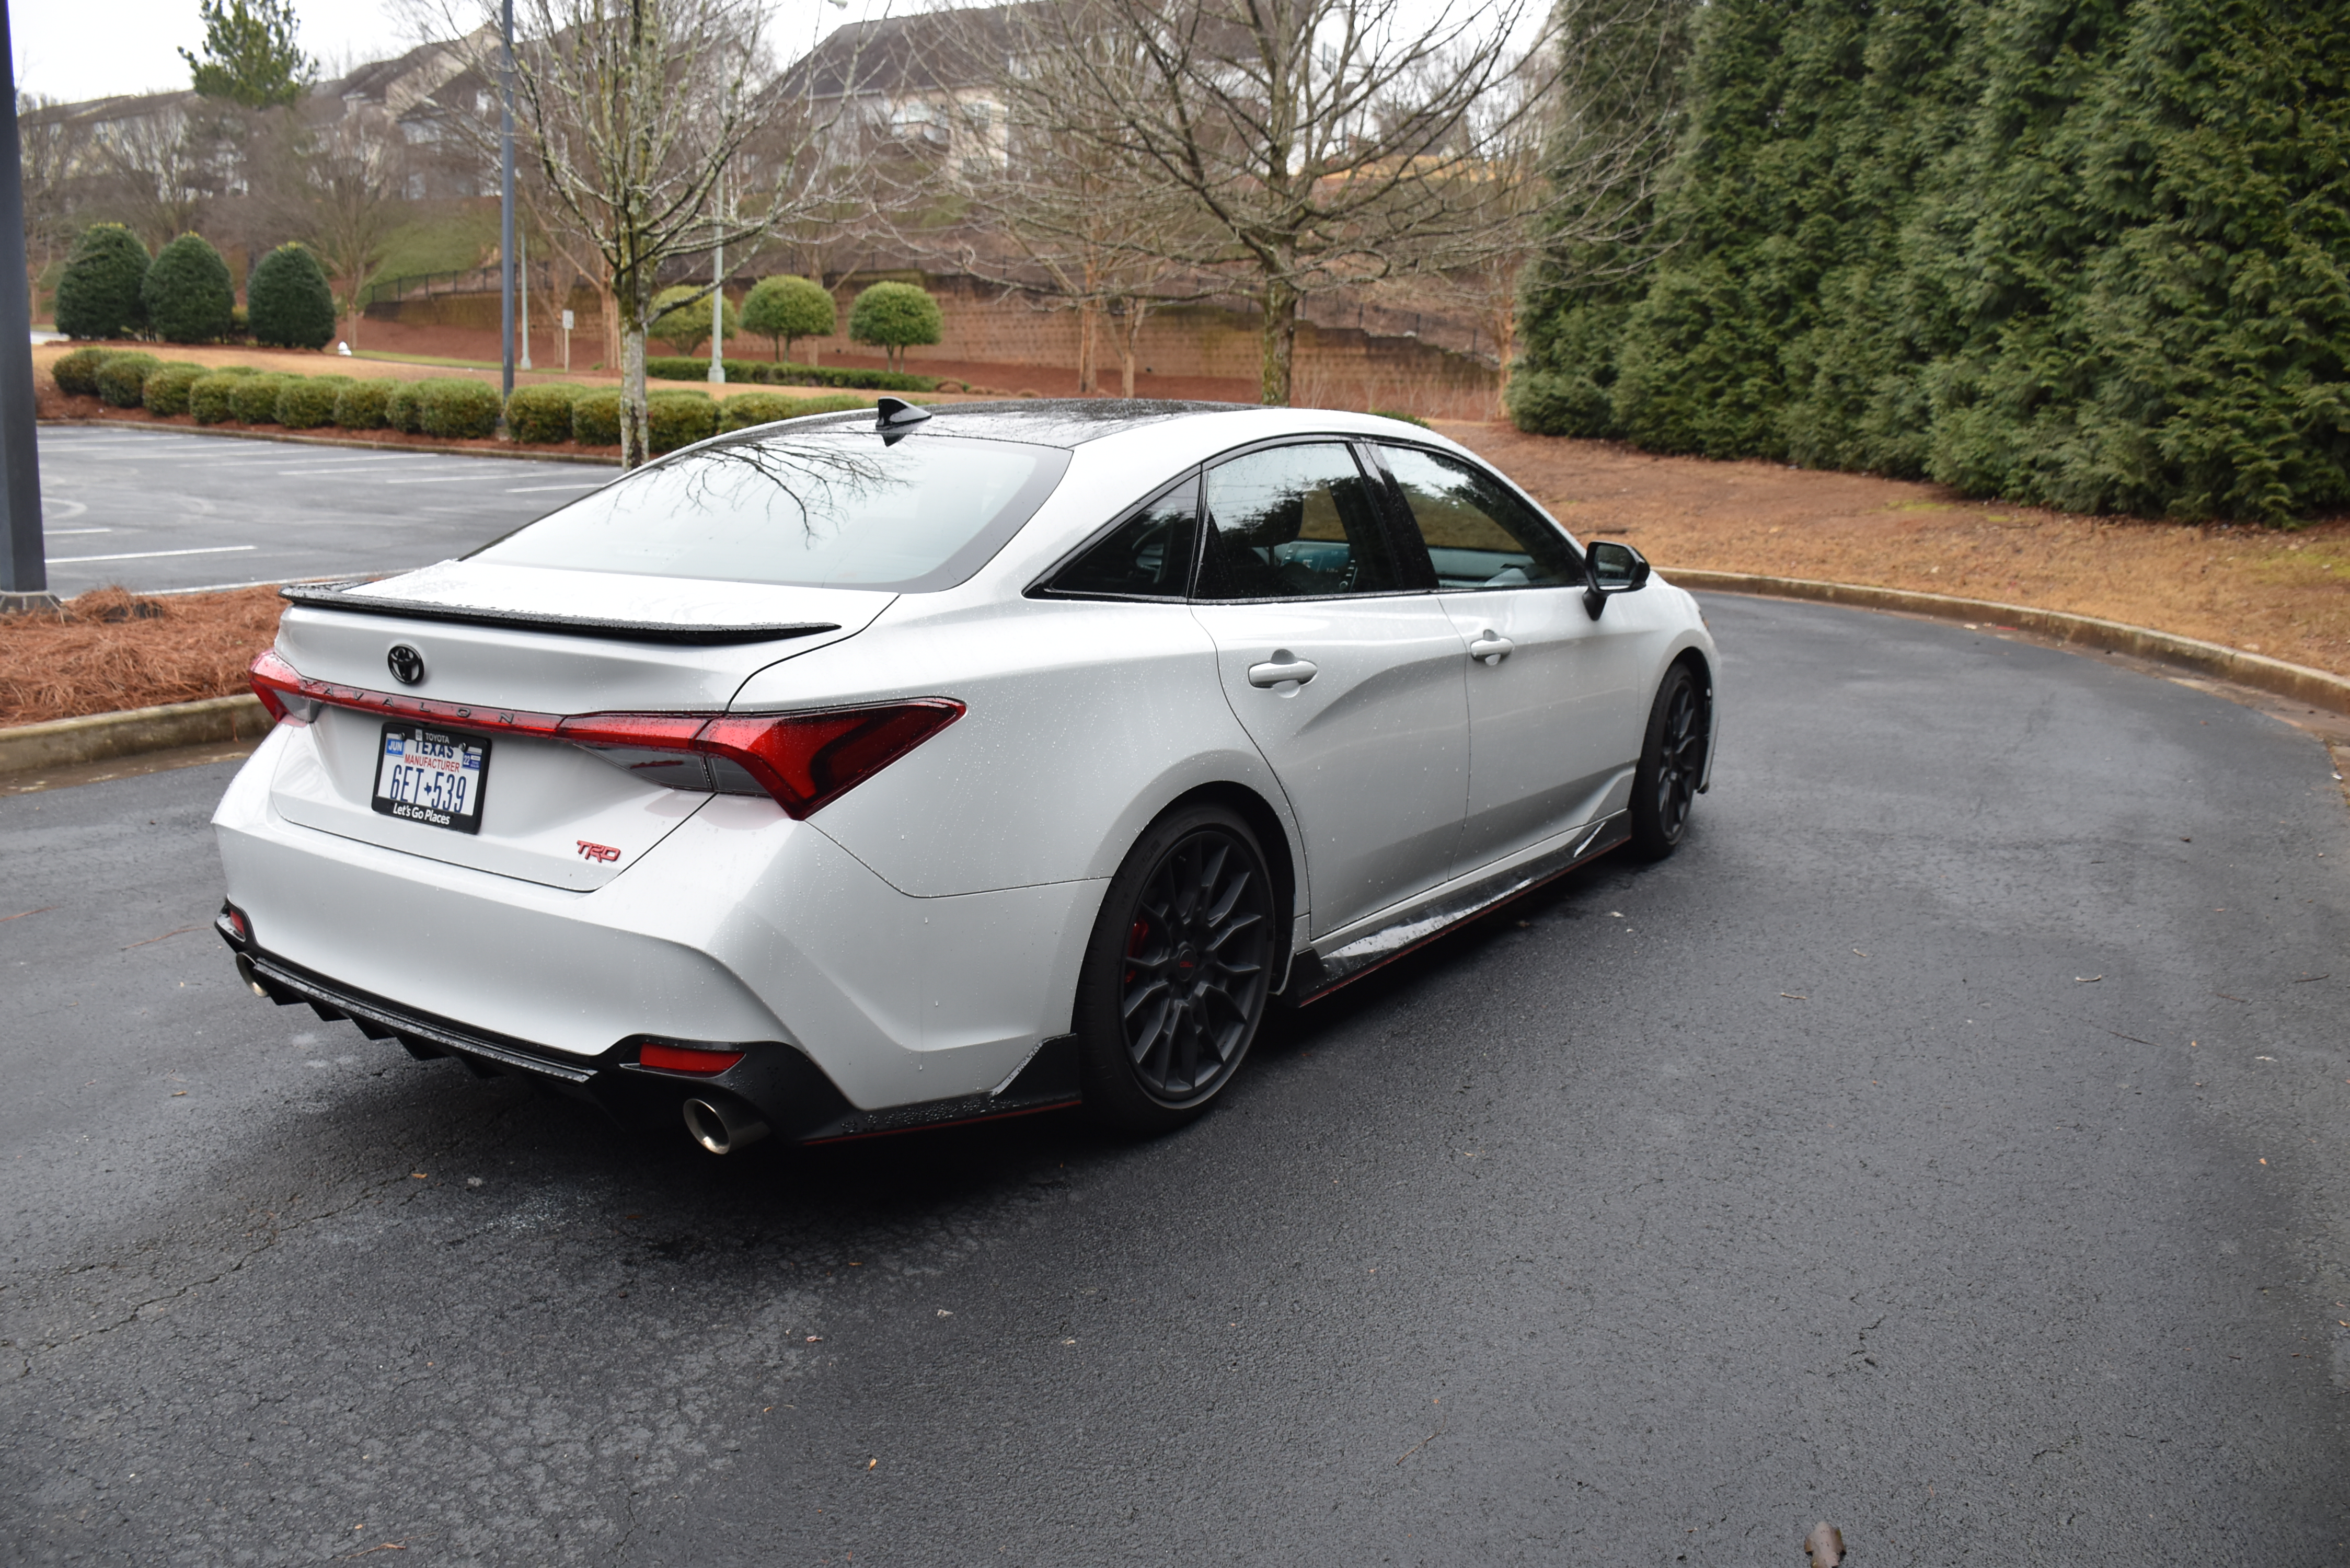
[277, 582, 837, 646]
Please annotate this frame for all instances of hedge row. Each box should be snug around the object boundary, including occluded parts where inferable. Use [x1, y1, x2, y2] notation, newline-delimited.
[641, 356, 937, 393]
[50, 346, 887, 451]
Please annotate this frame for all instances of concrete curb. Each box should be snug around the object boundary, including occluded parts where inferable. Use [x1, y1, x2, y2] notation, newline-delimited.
[1668, 569, 2350, 717]
[38, 418, 626, 466]
[0, 694, 271, 776]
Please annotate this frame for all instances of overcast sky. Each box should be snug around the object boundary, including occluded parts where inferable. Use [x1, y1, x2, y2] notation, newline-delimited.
[9, 0, 882, 105]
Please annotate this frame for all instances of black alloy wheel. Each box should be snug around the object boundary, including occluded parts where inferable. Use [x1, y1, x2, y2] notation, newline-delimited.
[1076, 805, 1275, 1134]
[1629, 660, 1711, 860]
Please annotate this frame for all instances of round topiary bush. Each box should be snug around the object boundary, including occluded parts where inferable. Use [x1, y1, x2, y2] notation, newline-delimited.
[647, 391, 717, 453]
[247, 243, 338, 351]
[229, 374, 294, 424]
[739, 276, 836, 362]
[847, 281, 943, 371]
[417, 377, 502, 440]
[505, 382, 585, 443]
[50, 346, 116, 397]
[715, 391, 800, 432]
[95, 352, 161, 408]
[384, 382, 424, 434]
[278, 375, 353, 429]
[189, 372, 249, 424]
[571, 390, 623, 446]
[54, 225, 151, 340]
[648, 285, 728, 356]
[333, 379, 398, 429]
[140, 362, 208, 417]
[142, 234, 236, 345]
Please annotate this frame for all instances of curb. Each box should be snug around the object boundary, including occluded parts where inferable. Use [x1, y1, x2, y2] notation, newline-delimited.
[38, 418, 626, 466]
[1668, 569, 2350, 717]
[0, 694, 271, 776]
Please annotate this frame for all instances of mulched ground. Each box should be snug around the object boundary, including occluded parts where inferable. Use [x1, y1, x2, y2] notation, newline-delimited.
[0, 586, 284, 729]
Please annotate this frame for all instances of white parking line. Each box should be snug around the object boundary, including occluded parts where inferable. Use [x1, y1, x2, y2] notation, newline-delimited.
[47, 527, 110, 535]
[47, 544, 257, 563]
[504, 481, 609, 492]
[383, 474, 498, 485]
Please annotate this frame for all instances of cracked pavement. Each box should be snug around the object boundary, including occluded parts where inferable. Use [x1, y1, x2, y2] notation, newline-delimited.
[3, 593, 2347, 1564]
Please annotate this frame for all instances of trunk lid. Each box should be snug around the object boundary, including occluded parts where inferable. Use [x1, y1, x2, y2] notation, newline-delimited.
[265, 562, 892, 890]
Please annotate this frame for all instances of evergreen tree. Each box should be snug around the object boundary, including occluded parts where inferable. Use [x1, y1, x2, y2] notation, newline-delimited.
[54, 224, 152, 340]
[142, 233, 236, 344]
[180, 0, 316, 109]
[246, 242, 336, 349]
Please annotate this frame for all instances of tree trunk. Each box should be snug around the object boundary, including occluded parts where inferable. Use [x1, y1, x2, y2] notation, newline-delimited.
[1120, 303, 1147, 397]
[1259, 276, 1299, 406]
[1076, 299, 1098, 395]
[620, 276, 650, 468]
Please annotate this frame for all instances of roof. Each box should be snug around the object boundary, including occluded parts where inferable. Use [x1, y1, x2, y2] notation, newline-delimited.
[777, 3, 1041, 100]
[734, 398, 1253, 449]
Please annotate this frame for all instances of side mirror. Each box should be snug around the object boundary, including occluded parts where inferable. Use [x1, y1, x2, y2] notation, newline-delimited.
[1583, 540, 1652, 619]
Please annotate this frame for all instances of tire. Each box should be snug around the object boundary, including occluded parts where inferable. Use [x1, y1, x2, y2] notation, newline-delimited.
[1075, 804, 1277, 1135]
[1628, 660, 1711, 860]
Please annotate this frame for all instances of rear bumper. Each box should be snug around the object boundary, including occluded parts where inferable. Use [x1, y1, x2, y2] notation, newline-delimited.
[217, 915, 1079, 1143]
[212, 729, 1102, 1126]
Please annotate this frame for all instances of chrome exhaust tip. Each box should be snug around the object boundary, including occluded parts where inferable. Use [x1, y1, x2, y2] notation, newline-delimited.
[682, 1097, 768, 1156]
[234, 954, 271, 998]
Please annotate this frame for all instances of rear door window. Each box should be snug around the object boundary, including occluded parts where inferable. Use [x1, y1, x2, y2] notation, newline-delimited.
[1195, 443, 1406, 599]
[1373, 444, 1582, 590]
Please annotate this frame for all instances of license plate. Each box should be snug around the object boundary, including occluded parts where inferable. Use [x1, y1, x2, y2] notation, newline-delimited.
[372, 723, 490, 834]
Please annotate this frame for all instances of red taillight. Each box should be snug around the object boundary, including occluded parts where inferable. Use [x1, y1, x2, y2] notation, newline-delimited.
[638, 1042, 745, 1075]
[698, 702, 964, 819]
[248, 651, 961, 818]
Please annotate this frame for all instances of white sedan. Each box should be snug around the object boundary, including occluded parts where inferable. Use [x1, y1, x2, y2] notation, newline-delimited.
[215, 400, 1718, 1152]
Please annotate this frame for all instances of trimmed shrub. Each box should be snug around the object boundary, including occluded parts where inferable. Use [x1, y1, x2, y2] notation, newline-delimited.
[739, 275, 836, 362]
[54, 225, 151, 340]
[647, 391, 718, 453]
[384, 381, 424, 434]
[417, 377, 502, 439]
[1368, 408, 1431, 429]
[51, 346, 117, 397]
[142, 234, 236, 344]
[506, 382, 585, 443]
[189, 372, 250, 424]
[278, 375, 354, 429]
[642, 355, 935, 391]
[95, 352, 162, 408]
[648, 284, 731, 356]
[716, 391, 801, 432]
[141, 362, 209, 417]
[333, 379, 398, 429]
[847, 282, 943, 372]
[247, 243, 338, 351]
[571, 390, 623, 446]
[229, 374, 294, 424]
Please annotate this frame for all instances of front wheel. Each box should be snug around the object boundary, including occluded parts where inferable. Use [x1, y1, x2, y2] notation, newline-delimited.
[1074, 805, 1275, 1135]
[1628, 661, 1711, 860]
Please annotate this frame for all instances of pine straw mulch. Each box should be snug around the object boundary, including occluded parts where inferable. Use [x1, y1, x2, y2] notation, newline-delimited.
[0, 585, 284, 729]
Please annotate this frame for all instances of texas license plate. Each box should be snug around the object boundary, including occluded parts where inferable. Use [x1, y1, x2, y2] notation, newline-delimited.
[372, 723, 490, 834]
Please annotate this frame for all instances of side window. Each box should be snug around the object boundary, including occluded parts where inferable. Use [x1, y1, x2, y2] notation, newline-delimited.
[1196, 443, 1403, 600]
[1375, 445, 1582, 590]
[1041, 474, 1199, 598]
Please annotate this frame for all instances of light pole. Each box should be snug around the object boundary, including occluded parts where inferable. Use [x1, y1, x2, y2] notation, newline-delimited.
[707, 172, 724, 385]
[0, 0, 52, 612]
[499, 0, 515, 405]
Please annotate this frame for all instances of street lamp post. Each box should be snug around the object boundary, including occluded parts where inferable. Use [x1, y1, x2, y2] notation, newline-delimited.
[0, 0, 52, 613]
[707, 172, 724, 385]
[499, 0, 516, 406]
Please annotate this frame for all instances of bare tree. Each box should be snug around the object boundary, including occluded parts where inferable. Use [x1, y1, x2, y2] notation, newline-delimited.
[301, 111, 406, 347]
[412, 0, 869, 466]
[997, 0, 1569, 406]
[97, 107, 209, 249]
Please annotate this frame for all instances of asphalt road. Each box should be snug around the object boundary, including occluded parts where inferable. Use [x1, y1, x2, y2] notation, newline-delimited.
[4, 594, 2347, 1566]
[34, 426, 615, 595]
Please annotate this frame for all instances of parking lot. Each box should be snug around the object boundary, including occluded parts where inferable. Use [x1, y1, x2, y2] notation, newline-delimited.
[6, 589, 2346, 1565]
[36, 426, 614, 594]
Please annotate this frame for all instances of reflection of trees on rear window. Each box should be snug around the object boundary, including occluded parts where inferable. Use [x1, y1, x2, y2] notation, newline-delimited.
[471, 433, 1063, 591]
[1379, 445, 1580, 589]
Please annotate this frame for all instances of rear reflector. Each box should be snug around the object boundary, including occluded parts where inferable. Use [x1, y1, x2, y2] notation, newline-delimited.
[638, 1043, 746, 1075]
[248, 650, 963, 818]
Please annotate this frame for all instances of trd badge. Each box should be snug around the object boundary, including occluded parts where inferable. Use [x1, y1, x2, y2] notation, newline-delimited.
[387, 644, 426, 685]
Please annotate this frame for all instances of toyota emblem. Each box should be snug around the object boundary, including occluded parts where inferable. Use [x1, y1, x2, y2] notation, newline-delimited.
[387, 644, 427, 686]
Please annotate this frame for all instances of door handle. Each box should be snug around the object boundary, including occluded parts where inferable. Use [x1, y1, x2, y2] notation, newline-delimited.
[1468, 631, 1515, 664]
[1247, 651, 1319, 688]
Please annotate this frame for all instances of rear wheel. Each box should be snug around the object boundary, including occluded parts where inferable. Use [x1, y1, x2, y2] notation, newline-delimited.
[1075, 805, 1275, 1135]
[1628, 661, 1710, 860]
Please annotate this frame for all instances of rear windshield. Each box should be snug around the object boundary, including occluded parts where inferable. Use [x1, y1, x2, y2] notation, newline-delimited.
[470, 431, 1070, 592]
